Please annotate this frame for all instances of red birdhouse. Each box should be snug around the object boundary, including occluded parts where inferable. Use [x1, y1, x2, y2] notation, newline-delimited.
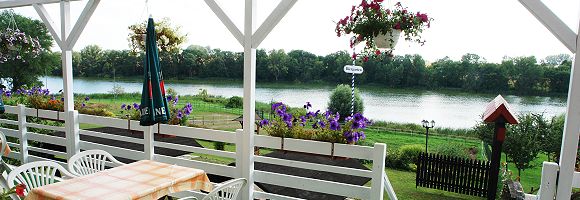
[483, 95, 519, 125]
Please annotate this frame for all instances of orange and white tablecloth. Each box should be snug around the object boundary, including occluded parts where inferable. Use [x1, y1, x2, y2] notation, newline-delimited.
[25, 160, 213, 200]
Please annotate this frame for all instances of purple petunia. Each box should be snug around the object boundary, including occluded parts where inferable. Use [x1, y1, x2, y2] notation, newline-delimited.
[271, 102, 284, 111]
[259, 119, 269, 127]
[329, 120, 340, 131]
[121, 104, 127, 110]
[81, 103, 86, 108]
[133, 103, 140, 110]
[85, 96, 90, 101]
[303, 102, 312, 110]
[176, 110, 183, 119]
[318, 120, 326, 128]
[5, 91, 11, 97]
[167, 95, 173, 102]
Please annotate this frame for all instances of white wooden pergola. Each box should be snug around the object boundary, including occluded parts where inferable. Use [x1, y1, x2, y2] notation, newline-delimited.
[0, 0, 578, 199]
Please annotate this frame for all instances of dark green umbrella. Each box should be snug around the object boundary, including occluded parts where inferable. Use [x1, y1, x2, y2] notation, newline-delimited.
[0, 95, 4, 114]
[140, 17, 170, 126]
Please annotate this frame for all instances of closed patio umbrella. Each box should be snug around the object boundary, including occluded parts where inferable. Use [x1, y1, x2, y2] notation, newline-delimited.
[0, 89, 5, 114]
[140, 17, 170, 126]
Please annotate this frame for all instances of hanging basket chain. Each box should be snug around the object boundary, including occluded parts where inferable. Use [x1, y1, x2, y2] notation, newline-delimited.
[351, 46, 356, 117]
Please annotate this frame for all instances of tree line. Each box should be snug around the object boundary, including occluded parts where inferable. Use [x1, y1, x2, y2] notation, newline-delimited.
[50, 45, 572, 96]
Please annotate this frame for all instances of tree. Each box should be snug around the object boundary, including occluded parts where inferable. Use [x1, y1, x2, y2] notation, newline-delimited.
[77, 45, 104, 77]
[541, 114, 564, 162]
[327, 84, 364, 119]
[542, 54, 572, 66]
[0, 11, 54, 90]
[504, 113, 546, 176]
[267, 49, 288, 81]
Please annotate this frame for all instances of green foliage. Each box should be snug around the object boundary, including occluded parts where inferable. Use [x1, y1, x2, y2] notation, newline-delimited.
[328, 84, 364, 118]
[213, 141, 226, 151]
[386, 144, 423, 170]
[225, 96, 243, 108]
[505, 113, 546, 177]
[541, 114, 564, 162]
[433, 144, 469, 159]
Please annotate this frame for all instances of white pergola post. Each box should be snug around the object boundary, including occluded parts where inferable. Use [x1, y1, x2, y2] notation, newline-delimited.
[204, 0, 296, 199]
[519, 0, 580, 199]
[33, 0, 100, 159]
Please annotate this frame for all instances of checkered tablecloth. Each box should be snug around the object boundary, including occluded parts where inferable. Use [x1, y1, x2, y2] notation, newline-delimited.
[25, 160, 213, 200]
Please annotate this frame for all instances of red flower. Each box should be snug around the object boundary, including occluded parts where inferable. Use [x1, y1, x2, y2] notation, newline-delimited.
[363, 56, 369, 62]
[375, 50, 381, 55]
[351, 5, 356, 12]
[402, 9, 407, 14]
[375, 0, 384, 2]
[394, 23, 401, 30]
[352, 53, 357, 60]
[15, 184, 26, 197]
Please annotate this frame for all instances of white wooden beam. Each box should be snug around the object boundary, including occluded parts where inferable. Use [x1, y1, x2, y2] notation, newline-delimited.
[66, 0, 100, 49]
[555, 20, 580, 200]
[519, 0, 577, 52]
[252, 0, 297, 48]
[33, 4, 63, 49]
[241, 0, 256, 199]
[0, 0, 82, 9]
[204, 0, 244, 46]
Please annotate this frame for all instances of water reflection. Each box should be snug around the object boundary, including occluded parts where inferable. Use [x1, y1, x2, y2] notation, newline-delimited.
[41, 76, 567, 129]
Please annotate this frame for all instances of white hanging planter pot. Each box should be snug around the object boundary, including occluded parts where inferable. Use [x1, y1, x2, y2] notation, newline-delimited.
[374, 29, 402, 49]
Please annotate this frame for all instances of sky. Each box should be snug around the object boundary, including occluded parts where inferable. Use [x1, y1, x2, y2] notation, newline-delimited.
[5, 0, 580, 63]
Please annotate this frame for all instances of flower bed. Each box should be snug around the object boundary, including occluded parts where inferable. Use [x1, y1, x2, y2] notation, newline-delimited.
[260, 102, 370, 144]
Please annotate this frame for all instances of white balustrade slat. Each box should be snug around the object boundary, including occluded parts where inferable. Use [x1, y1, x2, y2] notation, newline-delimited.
[0, 119, 18, 125]
[254, 191, 305, 200]
[254, 135, 281, 149]
[334, 143, 374, 160]
[157, 124, 236, 143]
[6, 142, 18, 148]
[0, 128, 18, 137]
[79, 141, 145, 160]
[573, 172, 580, 188]
[27, 132, 66, 146]
[27, 123, 66, 132]
[283, 138, 332, 155]
[80, 130, 144, 144]
[254, 170, 371, 199]
[3, 105, 17, 114]
[153, 154, 236, 178]
[254, 156, 373, 178]
[28, 146, 67, 158]
[27, 155, 67, 167]
[24, 108, 64, 121]
[154, 141, 236, 159]
[6, 151, 20, 160]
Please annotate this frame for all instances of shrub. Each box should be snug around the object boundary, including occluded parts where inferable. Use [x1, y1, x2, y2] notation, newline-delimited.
[328, 84, 363, 120]
[225, 96, 243, 108]
[214, 141, 226, 151]
[433, 144, 469, 159]
[398, 144, 423, 168]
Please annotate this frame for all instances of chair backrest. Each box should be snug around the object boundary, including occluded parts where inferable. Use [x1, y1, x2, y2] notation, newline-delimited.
[202, 178, 247, 200]
[7, 161, 75, 198]
[67, 149, 124, 177]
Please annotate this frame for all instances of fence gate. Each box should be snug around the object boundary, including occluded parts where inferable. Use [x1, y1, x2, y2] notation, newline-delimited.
[415, 152, 490, 197]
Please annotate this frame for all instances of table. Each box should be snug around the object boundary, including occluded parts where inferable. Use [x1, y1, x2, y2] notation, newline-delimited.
[25, 160, 213, 200]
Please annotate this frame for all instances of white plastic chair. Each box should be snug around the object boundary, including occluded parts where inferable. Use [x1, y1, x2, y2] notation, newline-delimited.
[7, 161, 75, 198]
[0, 131, 12, 190]
[67, 149, 124, 177]
[178, 178, 247, 200]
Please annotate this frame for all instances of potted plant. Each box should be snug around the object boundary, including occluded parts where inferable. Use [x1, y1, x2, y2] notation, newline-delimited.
[335, 0, 433, 60]
[0, 28, 42, 64]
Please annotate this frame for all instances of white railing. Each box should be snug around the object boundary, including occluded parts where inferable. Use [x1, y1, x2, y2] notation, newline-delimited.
[0, 104, 395, 200]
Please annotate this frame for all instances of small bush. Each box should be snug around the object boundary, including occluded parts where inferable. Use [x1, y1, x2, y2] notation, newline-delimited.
[214, 141, 226, 151]
[398, 144, 424, 168]
[328, 84, 363, 120]
[225, 96, 243, 108]
[433, 144, 469, 159]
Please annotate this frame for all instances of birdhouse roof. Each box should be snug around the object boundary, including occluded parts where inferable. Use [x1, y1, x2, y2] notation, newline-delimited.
[482, 95, 519, 124]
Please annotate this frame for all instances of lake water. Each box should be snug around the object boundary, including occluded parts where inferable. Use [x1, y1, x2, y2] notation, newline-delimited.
[41, 76, 567, 129]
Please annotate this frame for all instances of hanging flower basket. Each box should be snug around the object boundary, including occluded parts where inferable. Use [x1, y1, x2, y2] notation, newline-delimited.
[374, 29, 402, 49]
[335, 1, 433, 61]
[0, 28, 42, 64]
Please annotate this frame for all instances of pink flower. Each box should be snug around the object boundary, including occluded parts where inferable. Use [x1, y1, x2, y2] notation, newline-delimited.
[363, 56, 369, 62]
[352, 53, 357, 59]
[394, 23, 401, 30]
[375, 50, 381, 55]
